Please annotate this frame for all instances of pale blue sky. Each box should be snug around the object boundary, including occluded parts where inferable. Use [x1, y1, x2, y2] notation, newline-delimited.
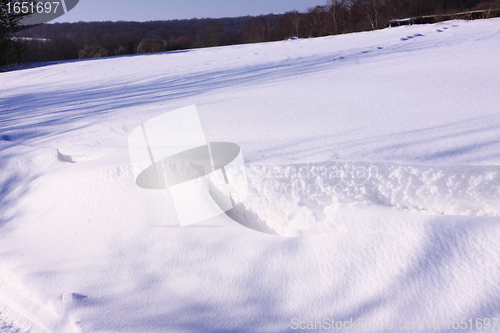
[53, 0, 327, 23]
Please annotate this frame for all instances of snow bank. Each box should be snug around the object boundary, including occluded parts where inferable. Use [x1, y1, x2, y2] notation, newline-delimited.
[233, 161, 500, 236]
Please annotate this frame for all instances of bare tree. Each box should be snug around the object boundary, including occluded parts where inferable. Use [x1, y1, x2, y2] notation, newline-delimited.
[195, 22, 221, 47]
[385, 0, 403, 18]
[1, 0, 36, 65]
[290, 10, 301, 37]
[328, 0, 339, 34]
[307, 6, 325, 36]
[356, 0, 382, 30]
[343, 0, 354, 33]
[136, 39, 165, 54]
[244, 16, 269, 43]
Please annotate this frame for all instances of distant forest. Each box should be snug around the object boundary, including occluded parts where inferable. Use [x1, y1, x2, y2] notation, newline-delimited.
[3, 0, 500, 66]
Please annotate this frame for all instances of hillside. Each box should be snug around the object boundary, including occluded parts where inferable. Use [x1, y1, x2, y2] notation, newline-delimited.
[1, 18, 500, 332]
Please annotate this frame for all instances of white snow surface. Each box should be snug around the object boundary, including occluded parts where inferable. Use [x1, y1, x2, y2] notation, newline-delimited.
[1, 19, 500, 332]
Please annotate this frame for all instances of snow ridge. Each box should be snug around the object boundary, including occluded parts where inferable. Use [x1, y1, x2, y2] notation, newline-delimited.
[231, 161, 500, 235]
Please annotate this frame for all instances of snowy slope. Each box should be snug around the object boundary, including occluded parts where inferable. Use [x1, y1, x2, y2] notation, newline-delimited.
[1, 18, 500, 332]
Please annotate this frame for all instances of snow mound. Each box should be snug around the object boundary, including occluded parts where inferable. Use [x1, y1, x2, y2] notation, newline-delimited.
[56, 150, 91, 164]
[230, 161, 500, 236]
[61, 293, 87, 304]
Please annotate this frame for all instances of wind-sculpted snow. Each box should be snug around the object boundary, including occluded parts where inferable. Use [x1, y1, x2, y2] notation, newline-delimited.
[230, 162, 500, 235]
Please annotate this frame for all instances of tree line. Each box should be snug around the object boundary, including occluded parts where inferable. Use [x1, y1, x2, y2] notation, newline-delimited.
[2, 0, 500, 67]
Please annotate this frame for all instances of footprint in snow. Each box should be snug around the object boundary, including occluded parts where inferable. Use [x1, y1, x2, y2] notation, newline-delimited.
[402, 34, 424, 41]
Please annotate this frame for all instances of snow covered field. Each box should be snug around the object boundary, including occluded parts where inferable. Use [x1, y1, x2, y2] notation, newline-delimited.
[1, 18, 500, 332]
